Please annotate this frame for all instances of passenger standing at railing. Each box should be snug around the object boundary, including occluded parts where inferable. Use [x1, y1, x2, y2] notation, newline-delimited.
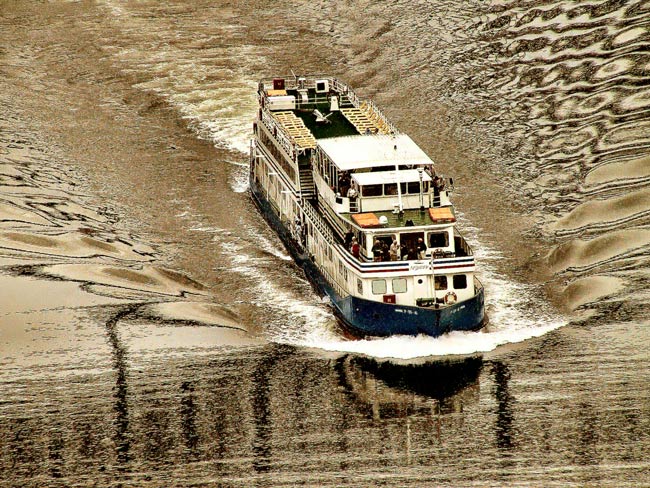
[339, 171, 350, 197]
[344, 228, 354, 249]
[389, 236, 400, 261]
[351, 238, 360, 259]
[433, 175, 445, 207]
[372, 238, 384, 262]
[416, 237, 427, 260]
[382, 241, 391, 262]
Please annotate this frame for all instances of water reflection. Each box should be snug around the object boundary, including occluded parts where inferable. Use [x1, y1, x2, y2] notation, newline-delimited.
[490, 361, 515, 451]
[106, 307, 134, 480]
[180, 381, 199, 460]
[336, 354, 483, 420]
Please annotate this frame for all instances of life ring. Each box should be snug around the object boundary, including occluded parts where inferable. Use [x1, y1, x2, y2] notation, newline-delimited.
[444, 291, 457, 305]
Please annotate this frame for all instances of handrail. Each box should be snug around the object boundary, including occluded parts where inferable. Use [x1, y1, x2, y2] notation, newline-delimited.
[259, 109, 295, 161]
[303, 200, 335, 243]
[258, 75, 399, 135]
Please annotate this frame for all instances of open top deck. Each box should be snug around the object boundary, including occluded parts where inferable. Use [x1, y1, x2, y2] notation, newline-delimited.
[259, 76, 398, 149]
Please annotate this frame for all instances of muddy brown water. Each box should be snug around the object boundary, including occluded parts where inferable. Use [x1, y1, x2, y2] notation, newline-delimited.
[1, 1, 648, 487]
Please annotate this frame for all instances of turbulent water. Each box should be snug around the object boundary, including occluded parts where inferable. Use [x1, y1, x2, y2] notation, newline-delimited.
[1, 1, 648, 486]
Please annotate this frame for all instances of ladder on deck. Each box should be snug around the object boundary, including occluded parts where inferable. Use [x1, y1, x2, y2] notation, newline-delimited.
[299, 167, 316, 200]
[349, 198, 359, 213]
[317, 199, 348, 242]
[302, 200, 335, 243]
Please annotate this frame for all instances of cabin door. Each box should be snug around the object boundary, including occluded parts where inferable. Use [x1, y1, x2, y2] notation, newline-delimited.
[413, 275, 431, 300]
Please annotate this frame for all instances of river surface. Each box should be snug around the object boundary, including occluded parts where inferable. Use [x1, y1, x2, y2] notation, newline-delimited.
[1, 1, 649, 487]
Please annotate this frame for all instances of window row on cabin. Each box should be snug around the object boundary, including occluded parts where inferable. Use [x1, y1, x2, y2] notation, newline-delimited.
[370, 274, 468, 295]
[370, 231, 450, 251]
[361, 181, 430, 197]
[259, 130, 296, 182]
[313, 151, 430, 197]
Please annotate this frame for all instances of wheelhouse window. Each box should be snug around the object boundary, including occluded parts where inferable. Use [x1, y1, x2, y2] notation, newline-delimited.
[434, 276, 448, 290]
[384, 183, 398, 195]
[357, 278, 363, 294]
[361, 184, 382, 197]
[392, 278, 407, 294]
[429, 231, 449, 248]
[400, 181, 429, 194]
[453, 274, 467, 289]
[371, 279, 387, 295]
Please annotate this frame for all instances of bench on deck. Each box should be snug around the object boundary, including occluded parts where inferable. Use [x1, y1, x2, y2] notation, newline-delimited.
[272, 111, 317, 150]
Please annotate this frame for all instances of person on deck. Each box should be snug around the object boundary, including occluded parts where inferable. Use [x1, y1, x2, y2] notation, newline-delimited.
[381, 240, 390, 262]
[372, 238, 384, 262]
[416, 237, 427, 259]
[350, 237, 360, 259]
[389, 236, 400, 261]
[406, 247, 418, 260]
[400, 243, 409, 260]
[344, 228, 354, 249]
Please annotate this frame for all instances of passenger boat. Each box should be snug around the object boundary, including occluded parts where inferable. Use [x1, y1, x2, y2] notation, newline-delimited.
[249, 75, 486, 337]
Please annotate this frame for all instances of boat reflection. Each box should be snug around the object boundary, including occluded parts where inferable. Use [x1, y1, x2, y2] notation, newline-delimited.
[335, 354, 483, 419]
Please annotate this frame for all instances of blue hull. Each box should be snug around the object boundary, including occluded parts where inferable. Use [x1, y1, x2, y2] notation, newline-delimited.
[250, 181, 486, 338]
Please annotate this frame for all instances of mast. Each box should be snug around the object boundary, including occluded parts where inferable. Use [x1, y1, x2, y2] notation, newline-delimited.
[394, 144, 403, 213]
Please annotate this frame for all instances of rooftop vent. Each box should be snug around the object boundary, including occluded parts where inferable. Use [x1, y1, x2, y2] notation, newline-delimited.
[315, 79, 329, 94]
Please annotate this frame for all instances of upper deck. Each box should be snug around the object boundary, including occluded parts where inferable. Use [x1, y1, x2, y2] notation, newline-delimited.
[255, 75, 454, 229]
[253, 76, 475, 274]
[258, 76, 398, 149]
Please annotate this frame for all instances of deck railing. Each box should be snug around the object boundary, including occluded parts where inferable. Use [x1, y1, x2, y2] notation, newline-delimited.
[453, 230, 474, 257]
[259, 109, 296, 163]
[259, 75, 398, 135]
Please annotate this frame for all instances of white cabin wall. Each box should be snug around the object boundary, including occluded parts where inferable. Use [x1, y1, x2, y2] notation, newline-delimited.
[254, 146, 476, 309]
[357, 195, 427, 213]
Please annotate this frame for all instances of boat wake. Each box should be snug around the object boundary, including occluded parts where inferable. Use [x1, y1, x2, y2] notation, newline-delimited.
[281, 250, 566, 360]
[199, 93, 566, 359]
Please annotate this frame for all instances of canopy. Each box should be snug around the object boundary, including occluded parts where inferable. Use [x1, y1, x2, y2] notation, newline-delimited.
[352, 169, 432, 186]
[317, 134, 434, 171]
[429, 207, 456, 223]
[351, 213, 382, 228]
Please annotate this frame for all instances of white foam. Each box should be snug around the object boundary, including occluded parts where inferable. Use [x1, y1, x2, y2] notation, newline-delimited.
[281, 213, 567, 359]
[245, 226, 292, 261]
[302, 321, 563, 360]
[228, 161, 250, 193]
[219, 227, 335, 336]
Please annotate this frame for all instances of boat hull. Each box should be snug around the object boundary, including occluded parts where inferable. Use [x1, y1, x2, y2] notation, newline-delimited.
[250, 180, 486, 338]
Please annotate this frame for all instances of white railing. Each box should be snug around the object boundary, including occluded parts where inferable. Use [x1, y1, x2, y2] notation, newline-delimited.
[258, 75, 398, 134]
[303, 200, 335, 243]
[259, 109, 295, 162]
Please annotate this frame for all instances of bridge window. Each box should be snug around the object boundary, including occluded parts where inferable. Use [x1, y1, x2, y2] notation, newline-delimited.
[429, 231, 449, 248]
[362, 184, 382, 197]
[357, 278, 363, 294]
[453, 274, 467, 289]
[400, 181, 429, 194]
[384, 183, 398, 195]
[392, 278, 407, 294]
[371, 279, 387, 295]
[434, 276, 448, 290]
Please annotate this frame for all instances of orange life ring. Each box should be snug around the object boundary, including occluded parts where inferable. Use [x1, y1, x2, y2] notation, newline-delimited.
[444, 291, 457, 305]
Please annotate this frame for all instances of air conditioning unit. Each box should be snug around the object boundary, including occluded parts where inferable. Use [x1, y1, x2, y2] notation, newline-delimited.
[315, 79, 329, 94]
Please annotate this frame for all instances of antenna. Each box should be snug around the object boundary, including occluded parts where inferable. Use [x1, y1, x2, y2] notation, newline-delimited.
[418, 166, 425, 212]
[394, 144, 403, 213]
